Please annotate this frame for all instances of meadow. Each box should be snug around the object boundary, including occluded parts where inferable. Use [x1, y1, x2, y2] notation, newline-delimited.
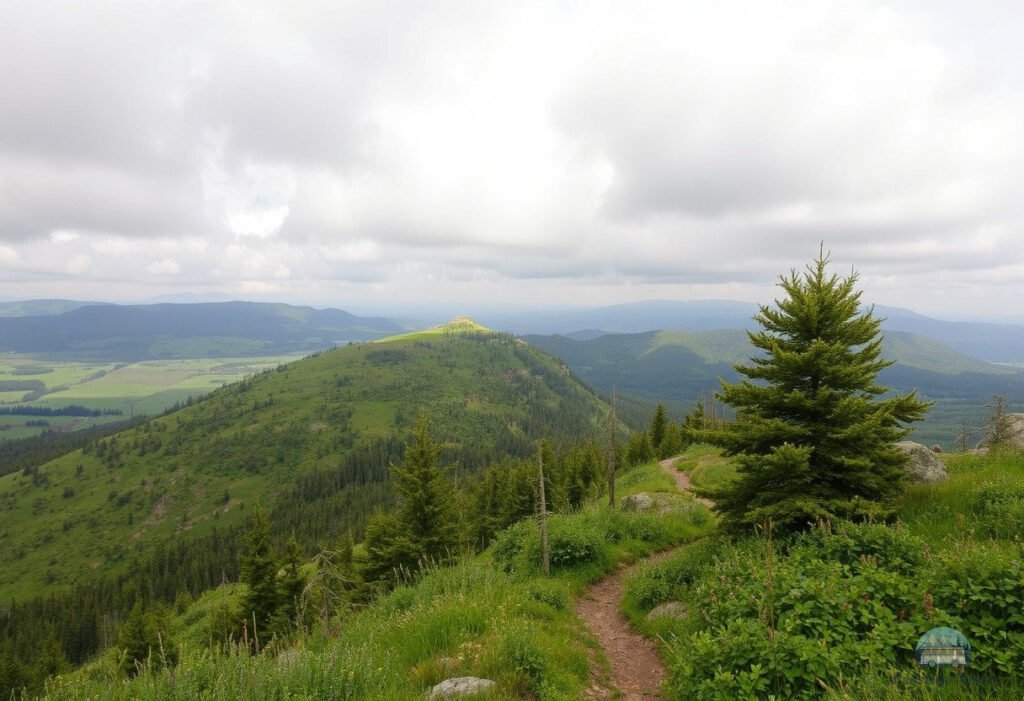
[0, 354, 302, 438]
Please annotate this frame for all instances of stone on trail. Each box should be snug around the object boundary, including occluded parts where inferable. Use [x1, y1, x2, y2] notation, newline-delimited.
[895, 441, 948, 483]
[426, 676, 496, 699]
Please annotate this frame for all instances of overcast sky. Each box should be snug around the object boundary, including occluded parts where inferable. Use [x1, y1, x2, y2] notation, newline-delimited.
[1, 0, 1022, 321]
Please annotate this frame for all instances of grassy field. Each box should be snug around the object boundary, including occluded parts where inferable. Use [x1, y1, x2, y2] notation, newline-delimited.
[0, 355, 302, 438]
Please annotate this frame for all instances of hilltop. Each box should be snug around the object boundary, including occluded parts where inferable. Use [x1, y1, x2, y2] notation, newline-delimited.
[0, 324, 608, 602]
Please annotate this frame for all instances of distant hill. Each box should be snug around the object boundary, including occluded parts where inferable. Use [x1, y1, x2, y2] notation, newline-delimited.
[0, 322, 609, 601]
[489, 299, 1024, 363]
[483, 299, 759, 336]
[875, 305, 1024, 363]
[0, 299, 112, 317]
[0, 301, 408, 360]
[527, 328, 1024, 447]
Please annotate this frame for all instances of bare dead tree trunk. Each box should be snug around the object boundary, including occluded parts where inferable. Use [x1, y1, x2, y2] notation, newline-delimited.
[538, 447, 550, 577]
[987, 394, 1010, 447]
[956, 417, 970, 452]
[607, 387, 618, 508]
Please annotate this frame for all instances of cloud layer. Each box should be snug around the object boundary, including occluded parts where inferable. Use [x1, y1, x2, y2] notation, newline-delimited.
[1, 0, 1022, 320]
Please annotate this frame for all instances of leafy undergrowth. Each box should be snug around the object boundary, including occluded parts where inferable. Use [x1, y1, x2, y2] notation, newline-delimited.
[37, 467, 714, 701]
[624, 449, 1024, 700]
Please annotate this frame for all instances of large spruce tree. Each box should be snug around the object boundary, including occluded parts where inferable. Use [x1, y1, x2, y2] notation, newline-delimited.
[240, 507, 280, 644]
[365, 416, 460, 580]
[711, 252, 930, 532]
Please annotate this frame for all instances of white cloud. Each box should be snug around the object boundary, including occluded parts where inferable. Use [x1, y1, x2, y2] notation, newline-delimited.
[0, 0, 1022, 320]
[146, 258, 182, 275]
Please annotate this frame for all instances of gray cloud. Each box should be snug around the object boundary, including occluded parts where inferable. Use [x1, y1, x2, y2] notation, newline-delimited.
[0, 0, 1022, 321]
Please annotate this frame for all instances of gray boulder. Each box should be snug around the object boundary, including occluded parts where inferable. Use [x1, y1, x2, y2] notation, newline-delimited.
[646, 601, 687, 620]
[621, 492, 654, 512]
[979, 413, 1024, 450]
[427, 677, 496, 700]
[896, 441, 948, 483]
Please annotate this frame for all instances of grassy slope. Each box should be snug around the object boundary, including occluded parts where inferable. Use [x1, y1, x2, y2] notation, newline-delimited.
[0, 327, 608, 601]
[40, 461, 715, 701]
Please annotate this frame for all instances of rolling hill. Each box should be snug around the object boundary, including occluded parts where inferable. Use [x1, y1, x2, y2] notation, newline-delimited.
[0, 301, 408, 361]
[527, 328, 1024, 446]
[484, 299, 1024, 363]
[0, 321, 609, 602]
[0, 299, 113, 317]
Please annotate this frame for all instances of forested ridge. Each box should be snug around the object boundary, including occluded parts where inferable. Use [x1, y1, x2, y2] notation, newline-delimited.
[0, 326, 613, 695]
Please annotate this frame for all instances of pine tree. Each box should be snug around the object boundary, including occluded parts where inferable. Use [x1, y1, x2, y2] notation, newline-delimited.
[392, 416, 460, 561]
[712, 251, 930, 532]
[276, 533, 307, 633]
[625, 431, 655, 466]
[682, 397, 707, 445]
[649, 404, 668, 453]
[366, 417, 459, 580]
[659, 422, 683, 459]
[240, 507, 280, 645]
[119, 601, 157, 677]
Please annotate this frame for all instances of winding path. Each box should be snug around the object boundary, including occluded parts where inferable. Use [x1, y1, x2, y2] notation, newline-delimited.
[576, 457, 712, 700]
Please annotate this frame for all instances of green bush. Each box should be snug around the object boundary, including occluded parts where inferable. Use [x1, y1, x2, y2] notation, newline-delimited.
[662, 522, 992, 700]
[971, 479, 1024, 540]
[625, 538, 720, 611]
[931, 542, 1024, 676]
[793, 520, 924, 574]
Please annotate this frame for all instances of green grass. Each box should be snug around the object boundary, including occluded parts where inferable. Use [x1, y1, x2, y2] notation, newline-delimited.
[617, 461, 677, 495]
[899, 448, 1024, 543]
[673, 443, 737, 492]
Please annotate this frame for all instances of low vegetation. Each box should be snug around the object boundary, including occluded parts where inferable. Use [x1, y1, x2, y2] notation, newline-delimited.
[33, 461, 714, 701]
[624, 449, 1024, 700]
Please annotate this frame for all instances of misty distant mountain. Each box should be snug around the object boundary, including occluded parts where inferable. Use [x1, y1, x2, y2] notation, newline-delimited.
[482, 300, 760, 335]
[0, 301, 407, 360]
[0, 299, 113, 317]
[527, 327, 1024, 447]
[484, 300, 1024, 363]
[875, 305, 1024, 363]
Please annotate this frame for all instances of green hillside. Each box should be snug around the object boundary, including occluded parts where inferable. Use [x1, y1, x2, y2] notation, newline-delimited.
[528, 329, 1024, 446]
[0, 322, 608, 602]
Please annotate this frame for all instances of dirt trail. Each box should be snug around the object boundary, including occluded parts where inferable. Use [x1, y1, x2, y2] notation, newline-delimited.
[576, 457, 713, 700]
[659, 456, 716, 508]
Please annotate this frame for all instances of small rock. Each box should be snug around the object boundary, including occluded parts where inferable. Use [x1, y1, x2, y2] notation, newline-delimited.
[931, 444, 943, 453]
[646, 601, 687, 620]
[621, 493, 654, 512]
[896, 441, 948, 483]
[427, 677, 496, 700]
